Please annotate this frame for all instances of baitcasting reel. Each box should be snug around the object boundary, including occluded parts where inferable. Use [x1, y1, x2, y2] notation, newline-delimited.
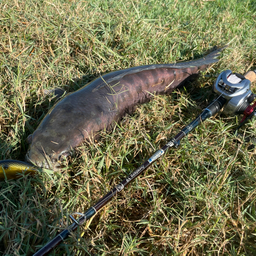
[213, 70, 255, 116]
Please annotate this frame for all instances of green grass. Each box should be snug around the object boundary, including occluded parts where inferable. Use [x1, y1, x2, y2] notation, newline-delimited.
[0, 0, 256, 255]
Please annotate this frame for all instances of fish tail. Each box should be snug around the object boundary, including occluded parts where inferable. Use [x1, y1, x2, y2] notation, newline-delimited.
[171, 46, 225, 69]
[196, 46, 227, 70]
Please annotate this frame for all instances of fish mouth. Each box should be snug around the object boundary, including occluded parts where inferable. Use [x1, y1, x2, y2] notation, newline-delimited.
[25, 151, 53, 170]
[25, 149, 69, 170]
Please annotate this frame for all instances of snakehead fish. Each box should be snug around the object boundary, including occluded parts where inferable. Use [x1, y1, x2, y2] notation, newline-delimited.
[24, 48, 221, 169]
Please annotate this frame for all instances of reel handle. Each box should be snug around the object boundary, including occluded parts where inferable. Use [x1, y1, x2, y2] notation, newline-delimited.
[244, 70, 256, 83]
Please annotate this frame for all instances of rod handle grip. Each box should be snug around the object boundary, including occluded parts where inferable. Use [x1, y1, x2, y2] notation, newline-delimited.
[244, 70, 256, 83]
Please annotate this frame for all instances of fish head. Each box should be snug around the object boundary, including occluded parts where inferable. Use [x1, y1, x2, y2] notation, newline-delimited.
[25, 96, 88, 169]
[25, 128, 71, 169]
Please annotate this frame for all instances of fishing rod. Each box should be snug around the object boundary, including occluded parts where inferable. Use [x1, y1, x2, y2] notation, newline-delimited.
[33, 69, 256, 256]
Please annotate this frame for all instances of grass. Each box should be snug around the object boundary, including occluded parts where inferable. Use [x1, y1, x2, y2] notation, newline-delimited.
[0, 0, 256, 255]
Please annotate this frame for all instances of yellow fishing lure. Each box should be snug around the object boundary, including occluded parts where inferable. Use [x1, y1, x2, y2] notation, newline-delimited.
[0, 160, 37, 180]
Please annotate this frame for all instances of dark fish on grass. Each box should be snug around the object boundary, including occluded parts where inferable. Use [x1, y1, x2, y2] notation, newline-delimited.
[26, 49, 222, 169]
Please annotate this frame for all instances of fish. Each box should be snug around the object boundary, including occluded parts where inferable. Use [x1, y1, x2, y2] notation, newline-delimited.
[25, 48, 222, 169]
